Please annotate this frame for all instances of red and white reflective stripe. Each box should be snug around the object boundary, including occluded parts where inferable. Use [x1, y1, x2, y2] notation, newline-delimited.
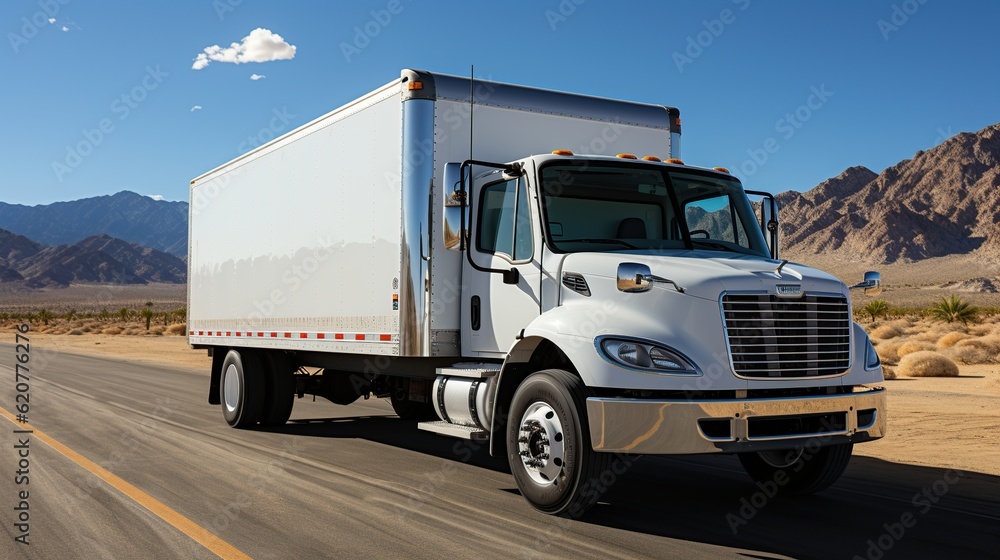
[189, 331, 396, 342]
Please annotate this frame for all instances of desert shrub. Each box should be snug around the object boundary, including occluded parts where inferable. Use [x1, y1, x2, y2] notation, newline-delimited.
[944, 345, 995, 365]
[897, 351, 959, 377]
[875, 340, 908, 365]
[68, 329, 83, 335]
[897, 341, 935, 358]
[102, 326, 123, 335]
[886, 318, 918, 334]
[912, 332, 941, 342]
[870, 325, 900, 340]
[969, 324, 993, 336]
[166, 323, 186, 335]
[882, 365, 896, 380]
[936, 332, 970, 349]
[931, 295, 977, 325]
[150, 326, 165, 335]
[954, 336, 1000, 353]
[861, 299, 890, 323]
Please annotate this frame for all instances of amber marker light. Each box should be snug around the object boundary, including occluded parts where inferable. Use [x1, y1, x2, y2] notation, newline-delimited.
[713, 167, 731, 173]
[664, 158, 685, 164]
[552, 149, 574, 156]
[616, 153, 638, 159]
[642, 155, 662, 162]
[408, 81, 423, 90]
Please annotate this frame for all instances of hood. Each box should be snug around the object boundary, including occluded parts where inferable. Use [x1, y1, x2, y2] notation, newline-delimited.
[560, 250, 846, 301]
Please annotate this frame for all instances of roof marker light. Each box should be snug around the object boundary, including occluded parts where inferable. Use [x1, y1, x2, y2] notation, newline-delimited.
[552, 149, 574, 156]
[664, 158, 685, 165]
[616, 153, 638, 159]
[407, 81, 423, 90]
[713, 167, 731, 173]
[642, 155, 661, 162]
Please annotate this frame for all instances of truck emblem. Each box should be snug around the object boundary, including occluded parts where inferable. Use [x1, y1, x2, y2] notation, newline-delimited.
[775, 284, 802, 297]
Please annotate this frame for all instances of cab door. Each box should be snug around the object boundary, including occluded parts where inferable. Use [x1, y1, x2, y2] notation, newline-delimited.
[462, 172, 542, 356]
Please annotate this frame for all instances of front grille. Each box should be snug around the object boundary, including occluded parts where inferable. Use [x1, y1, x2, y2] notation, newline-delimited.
[722, 293, 851, 378]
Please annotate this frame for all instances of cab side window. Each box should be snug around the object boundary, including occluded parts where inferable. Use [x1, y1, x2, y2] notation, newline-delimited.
[477, 178, 532, 261]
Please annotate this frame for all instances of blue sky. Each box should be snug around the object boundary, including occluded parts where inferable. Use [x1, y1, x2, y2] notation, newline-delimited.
[2, 0, 998, 205]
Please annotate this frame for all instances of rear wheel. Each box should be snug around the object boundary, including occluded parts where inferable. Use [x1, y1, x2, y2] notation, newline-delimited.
[738, 443, 854, 495]
[506, 369, 611, 516]
[260, 351, 297, 426]
[220, 349, 265, 428]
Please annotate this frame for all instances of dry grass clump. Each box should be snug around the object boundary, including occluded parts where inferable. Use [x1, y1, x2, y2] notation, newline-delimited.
[886, 318, 915, 332]
[912, 332, 941, 342]
[968, 324, 994, 336]
[68, 329, 83, 335]
[875, 340, 907, 365]
[954, 336, 1000, 352]
[870, 325, 901, 340]
[149, 326, 165, 336]
[897, 351, 959, 377]
[102, 326, 123, 335]
[882, 365, 896, 380]
[936, 332, 970, 349]
[897, 341, 935, 358]
[166, 323, 187, 335]
[944, 345, 995, 365]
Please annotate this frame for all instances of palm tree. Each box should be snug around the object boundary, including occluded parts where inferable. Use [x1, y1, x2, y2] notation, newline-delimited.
[861, 300, 890, 323]
[932, 295, 977, 325]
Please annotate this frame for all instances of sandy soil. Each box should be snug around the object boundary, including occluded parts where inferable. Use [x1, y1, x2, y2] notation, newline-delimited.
[18, 332, 999, 477]
[24, 332, 211, 371]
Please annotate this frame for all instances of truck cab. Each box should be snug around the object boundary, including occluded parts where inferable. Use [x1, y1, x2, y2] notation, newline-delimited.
[439, 151, 885, 515]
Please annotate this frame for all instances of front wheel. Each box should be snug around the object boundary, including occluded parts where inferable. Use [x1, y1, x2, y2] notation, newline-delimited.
[506, 369, 611, 516]
[738, 443, 853, 495]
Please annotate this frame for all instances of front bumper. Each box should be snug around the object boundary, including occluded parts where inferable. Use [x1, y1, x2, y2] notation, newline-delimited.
[586, 387, 886, 454]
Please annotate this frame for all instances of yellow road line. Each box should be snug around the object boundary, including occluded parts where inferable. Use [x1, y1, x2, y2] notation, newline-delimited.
[0, 407, 252, 560]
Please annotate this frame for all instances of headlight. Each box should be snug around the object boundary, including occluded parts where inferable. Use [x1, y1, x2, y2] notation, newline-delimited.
[864, 337, 881, 370]
[598, 337, 699, 374]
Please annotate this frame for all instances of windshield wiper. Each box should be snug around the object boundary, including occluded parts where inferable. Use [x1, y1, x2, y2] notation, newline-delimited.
[560, 238, 639, 249]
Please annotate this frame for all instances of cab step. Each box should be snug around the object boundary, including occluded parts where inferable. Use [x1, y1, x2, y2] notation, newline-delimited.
[436, 363, 501, 379]
[417, 420, 489, 441]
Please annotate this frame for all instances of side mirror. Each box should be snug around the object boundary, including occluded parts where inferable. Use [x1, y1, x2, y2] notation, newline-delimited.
[617, 262, 653, 293]
[443, 163, 468, 251]
[850, 271, 882, 297]
[745, 190, 779, 260]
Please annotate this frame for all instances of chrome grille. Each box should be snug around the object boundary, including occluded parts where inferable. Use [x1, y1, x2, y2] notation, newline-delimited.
[722, 293, 851, 378]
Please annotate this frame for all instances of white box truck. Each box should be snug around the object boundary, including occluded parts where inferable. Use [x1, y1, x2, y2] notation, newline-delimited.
[188, 69, 886, 515]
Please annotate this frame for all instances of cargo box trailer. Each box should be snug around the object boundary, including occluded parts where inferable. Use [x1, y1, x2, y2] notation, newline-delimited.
[189, 69, 886, 515]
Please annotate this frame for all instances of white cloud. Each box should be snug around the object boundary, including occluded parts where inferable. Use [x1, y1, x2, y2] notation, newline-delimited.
[61, 26, 69, 32]
[147, 194, 165, 201]
[250, 74, 266, 80]
[48, 18, 55, 24]
[190, 105, 203, 112]
[192, 28, 296, 70]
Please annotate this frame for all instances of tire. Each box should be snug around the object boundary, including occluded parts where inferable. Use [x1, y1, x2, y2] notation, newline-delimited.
[738, 443, 854, 495]
[259, 351, 297, 427]
[389, 393, 437, 421]
[220, 349, 265, 428]
[506, 369, 611, 516]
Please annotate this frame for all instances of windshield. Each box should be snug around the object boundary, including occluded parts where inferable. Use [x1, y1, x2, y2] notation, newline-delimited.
[539, 162, 769, 257]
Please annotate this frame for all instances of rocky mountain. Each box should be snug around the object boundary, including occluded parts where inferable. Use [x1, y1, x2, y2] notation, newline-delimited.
[779, 123, 1000, 263]
[0, 229, 186, 288]
[0, 191, 188, 257]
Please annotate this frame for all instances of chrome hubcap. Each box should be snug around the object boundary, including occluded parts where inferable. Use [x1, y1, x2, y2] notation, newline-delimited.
[517, 402, 565, 486]
[223, 364, 240, 413]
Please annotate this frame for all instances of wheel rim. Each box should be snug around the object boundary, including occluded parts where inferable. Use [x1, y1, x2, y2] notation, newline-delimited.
[223, 364, 240, 413]
[517, 401, 566, 486]
[759, 448, 803, 469]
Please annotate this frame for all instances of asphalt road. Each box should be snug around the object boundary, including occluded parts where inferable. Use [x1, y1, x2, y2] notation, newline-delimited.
[1, 342, 998, 560]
